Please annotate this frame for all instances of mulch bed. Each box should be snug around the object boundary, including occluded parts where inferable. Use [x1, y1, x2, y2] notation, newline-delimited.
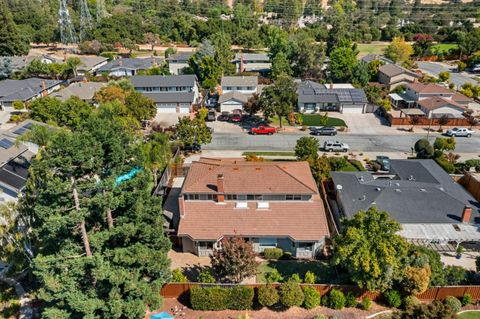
[147, 298, 389, 319]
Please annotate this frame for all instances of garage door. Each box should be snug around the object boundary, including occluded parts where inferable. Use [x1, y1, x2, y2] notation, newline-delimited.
[342, 104, 364, 114]
[221, 103, 243, 113]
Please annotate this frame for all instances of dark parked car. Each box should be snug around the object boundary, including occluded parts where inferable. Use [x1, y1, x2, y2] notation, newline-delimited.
[376, 156, 391, 171]
[311, 126, 337, 136]
[184, 143, 201, 153]
[218, 111, 230, 121]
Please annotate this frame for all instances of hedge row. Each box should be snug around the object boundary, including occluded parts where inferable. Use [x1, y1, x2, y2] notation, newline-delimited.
[190, 286, 254, 310]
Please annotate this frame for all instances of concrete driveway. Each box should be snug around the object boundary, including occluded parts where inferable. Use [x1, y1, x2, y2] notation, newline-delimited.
[336, 113, 407, 135]
[417, 61, 478, 88]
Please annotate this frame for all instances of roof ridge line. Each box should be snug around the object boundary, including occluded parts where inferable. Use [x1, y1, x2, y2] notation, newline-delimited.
[275, 163, 318, 194]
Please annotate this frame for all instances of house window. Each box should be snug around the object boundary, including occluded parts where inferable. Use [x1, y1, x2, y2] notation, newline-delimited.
[226, 194, 237, 200]
[198, 241, 214, 249]
[247, 194, 255, 200]
[259, 238, 277, 247]
[286, 195, 302, 201]
[298, 242, 313, 251]
[304, 103, 316, 111]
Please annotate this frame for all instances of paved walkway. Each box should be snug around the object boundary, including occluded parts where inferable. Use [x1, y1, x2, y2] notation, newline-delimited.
[440, 251, 480, 271]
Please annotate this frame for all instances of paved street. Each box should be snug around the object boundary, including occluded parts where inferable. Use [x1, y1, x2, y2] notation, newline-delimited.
[205, 131, 480, 154]
[417, 61, 478, 88]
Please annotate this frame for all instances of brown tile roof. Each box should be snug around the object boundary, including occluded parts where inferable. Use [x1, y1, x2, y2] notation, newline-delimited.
[178, 199, 329, 241]
[182, 158, 318, 195]
[452, 92, 473, 103]
[379, 64, 420, 78]
[418, 96, 467, 111]
[407, 82, 452, 94]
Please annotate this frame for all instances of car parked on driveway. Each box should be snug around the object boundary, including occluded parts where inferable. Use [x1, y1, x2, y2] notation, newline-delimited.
[323, 141, 349, 152]
[311, 127, 337, 136]
[206, 109, 216, 121]
[250, 125, 276, 135]
[376, 156, 391, 171]
[445, 127, 474, 137]
[229, 113, 243, 123]
[218, 111, 230, 121]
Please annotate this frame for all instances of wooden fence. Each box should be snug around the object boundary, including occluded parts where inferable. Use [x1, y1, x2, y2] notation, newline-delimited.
[458, 172, 480, 201]
[386, 114, 473, 127]
[160, 283, 480, 302]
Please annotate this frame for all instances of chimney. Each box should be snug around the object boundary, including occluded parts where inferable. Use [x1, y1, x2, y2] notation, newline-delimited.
[178, 194, 186, 218]
[462, 205, 472, 223]
[240, 54, 245, 73]
[41, 80, 47, 97]
[217, 174, 225, 203]
[329, 83, 333, 90]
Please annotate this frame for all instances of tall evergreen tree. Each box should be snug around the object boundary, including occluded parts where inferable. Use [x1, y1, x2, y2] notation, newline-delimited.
[0, 0, 30, 56]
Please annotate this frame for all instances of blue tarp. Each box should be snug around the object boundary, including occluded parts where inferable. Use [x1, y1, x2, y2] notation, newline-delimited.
[150, 312, 174, 319]
[115, 167, 142, 186]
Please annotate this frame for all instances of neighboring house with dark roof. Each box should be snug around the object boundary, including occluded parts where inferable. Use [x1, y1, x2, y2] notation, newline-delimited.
[297, 80, 368, 114]
[360, 54, 394, 65]
[76, 56, 109, 75]
[219, 76, 258, 112]
[232, 53, 271, 74]
[166, 52, 195, 75]
[331, 160, 480, 245]
[0, 78, 62, 110]
[389, 83, 472, 118]
[176, 158, 330, 258]
[51, 81, 105, 103]
[0, 120, 45, 203]
[131, 75, 199, 113]
[378, 64, 421, 90]
[96, 57, 164, 77]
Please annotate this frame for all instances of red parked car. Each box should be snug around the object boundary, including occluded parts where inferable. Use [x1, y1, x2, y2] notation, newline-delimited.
[229, 113, 243, 122]
[250, 125, 276, 135]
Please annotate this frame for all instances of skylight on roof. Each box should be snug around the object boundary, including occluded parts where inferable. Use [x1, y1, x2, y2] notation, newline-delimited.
[0, 138, 14, 149]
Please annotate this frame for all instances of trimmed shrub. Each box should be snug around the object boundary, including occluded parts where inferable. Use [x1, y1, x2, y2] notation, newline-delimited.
[229, 286, 254, 310]
[282, 251, 293, 259]
[265, 269, 283, 283]
[360, 297, 371, 310]
[197, 269, 215, 283]
[171, 269, 188, 282]
[264, 248, 283, 260]
[290, 273, 302, 283]
[403, 295, 420, 310]
[462, 293, 473, 306]
[303, 286, 321, 310]
[189, 286, 254, 310]
[304, 271, 316, 284]
[257, 284, 279, 307]
[325, 289, 346, 310]
[279, 281, 305, 307]
[444, 296, 462, 313]
[345, 291, 357, 308]
[384, 290, 402, 308]
[190, 286, 229, 310]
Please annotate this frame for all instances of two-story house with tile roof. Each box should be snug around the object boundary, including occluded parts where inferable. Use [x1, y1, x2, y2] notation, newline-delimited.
[166, 52, 195, 75]
[131, 75, 199, 113]
[176, 158, 330, 258]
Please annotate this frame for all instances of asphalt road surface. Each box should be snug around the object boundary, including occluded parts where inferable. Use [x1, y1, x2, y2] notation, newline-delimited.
[205, 132, 480, 154]
[417, 62, 478, 88]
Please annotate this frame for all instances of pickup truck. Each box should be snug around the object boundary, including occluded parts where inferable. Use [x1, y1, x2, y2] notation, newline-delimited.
[250, 125, 276, 135]
[445, 127, 474, 137]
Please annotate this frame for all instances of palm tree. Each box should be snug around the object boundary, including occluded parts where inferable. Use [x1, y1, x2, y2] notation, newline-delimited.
[143, 133, 172, 185]
[65, 57, 82, 77]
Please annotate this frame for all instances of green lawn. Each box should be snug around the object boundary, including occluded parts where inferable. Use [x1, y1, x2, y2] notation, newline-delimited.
[300, 114, 347, 127]
[242, 151, 295, 157]
[257, 260, 347, 284]
[458, 312, 480, 319]
[356, 42, 388, 56]
[432, 43, 458, 53]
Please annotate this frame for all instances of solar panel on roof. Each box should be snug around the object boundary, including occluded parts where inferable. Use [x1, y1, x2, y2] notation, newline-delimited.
[0, 138, 14, 149]
[12, 122, 33, 135]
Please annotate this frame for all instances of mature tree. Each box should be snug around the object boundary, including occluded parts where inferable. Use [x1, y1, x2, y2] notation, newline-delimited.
[260, 75, 297, 128]
[65, 57, 82, 78]
[433, 137, 456, 152]
[367, 60, 384, 82]
[329, 46, 358, 82]
[23, 117, 171, 318]
[351, 62, 370, 87]
[384, 37, 414, 63]
[144, 32, 161, 51]
[211, 237, 257, 283]
[271, 51, 292, 79]
[237, 29, 261, 51]
[0, 0, 30, 56]
[403, 265, 431, 295]
[412, 34, 434, 58]
[414, 139, 434, 159]
[0, 57, 13, 79]
[142, 133, 172, 184]
[290, 36, 325, 80]
[243, 93, 262, 116]
[24, 59, 50, 78]
[95, 86, 128, 104]
[125, 91, 157, 121]
[438, 71, 450, 83]
[295, 136, 319, 161]
[333, 207, 409, 292]
[196, 55, 223, 89]
[175, 116, 212, 147]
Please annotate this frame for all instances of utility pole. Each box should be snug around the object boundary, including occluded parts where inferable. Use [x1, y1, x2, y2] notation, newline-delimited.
[96, 0, 108, 22]
[79, 0, 93, 42]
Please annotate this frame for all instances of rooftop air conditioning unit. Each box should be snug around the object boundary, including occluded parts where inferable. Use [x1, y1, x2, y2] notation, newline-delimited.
[257, 202, 269, 209]
[235, 201, 248, 209]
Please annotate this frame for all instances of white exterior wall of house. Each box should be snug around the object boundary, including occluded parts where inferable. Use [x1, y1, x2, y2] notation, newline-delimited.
[222, 86, 257, 95]
[155, 102, 191, 113]
[405, 88, 454, 102]
[220, 99, 244, 112]
[168, 62, 189, 75]
[108, 69, 136, 77]
[422, 106, 465, 118]
[341, 103, 366, 114]
[236, 62, 272, 73]
[79, 60, 109, 75]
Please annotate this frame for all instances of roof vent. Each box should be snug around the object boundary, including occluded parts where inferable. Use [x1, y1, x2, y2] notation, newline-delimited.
[235, 202, 248, 209]
[359, 195, 366, 201]
[439, 187, 445, 192]
[395, 183, 400, 186]
[255, 167, 261, 171]
[358, 176, 364, 182]
[376, 187, 381, 191]
[257, 202, 269, 209]
[420, 188, 427, 192]
[408, 175, 415, 181]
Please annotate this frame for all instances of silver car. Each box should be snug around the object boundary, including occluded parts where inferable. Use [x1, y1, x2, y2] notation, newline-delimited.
[323, 141, 349, 152]
[445, 127, 473, 137]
